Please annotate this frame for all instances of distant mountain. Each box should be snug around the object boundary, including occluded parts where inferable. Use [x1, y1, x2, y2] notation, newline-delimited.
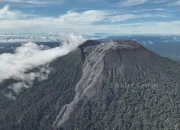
[1, 35, 180, 61]
[0, 40, 180, 130]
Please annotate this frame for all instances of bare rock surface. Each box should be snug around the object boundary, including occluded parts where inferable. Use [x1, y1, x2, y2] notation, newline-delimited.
[53, 40, 147, 128]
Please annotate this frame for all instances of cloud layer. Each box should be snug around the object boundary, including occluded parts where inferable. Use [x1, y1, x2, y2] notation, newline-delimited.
[0, 4, 179, 35]
[0, 33, 86, 83]
[0, 33, 86, 97]
[121, 0, 149, 6]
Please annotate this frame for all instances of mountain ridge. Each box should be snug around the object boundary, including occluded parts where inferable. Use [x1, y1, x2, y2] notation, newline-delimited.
[53, 40, 180, 130]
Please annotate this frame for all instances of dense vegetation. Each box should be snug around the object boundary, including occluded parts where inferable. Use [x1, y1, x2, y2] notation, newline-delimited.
[0, 49, 83, 130]
[68, 47, 180, 130]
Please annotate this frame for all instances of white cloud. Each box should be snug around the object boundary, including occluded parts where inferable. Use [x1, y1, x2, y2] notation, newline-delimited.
[0, 33, 86, 84]
[0, 7, 109, 32]
[121, 0, 149, 6]
[8, 82, 29, 94]
[0, 0, 62, 5]
[8, 66, 51, 94]
[151, 0, 168, 4]
[108, 14, 167, 22]
[0, 5, 179, 35]
[4, 92, 16, 100]
[167, 0, 180, 6]
[0, 4, 24, 20]
[176, 0, 180, 5]
[109, 14, 136, 22]
[58, 10, 107, 24]
[0, 0, 21, 2]
[1, 33, 86, 98]
[133, 8, 165, 13]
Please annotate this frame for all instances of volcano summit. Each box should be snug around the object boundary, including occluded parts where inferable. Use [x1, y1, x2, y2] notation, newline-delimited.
[0, 40, 180, 130]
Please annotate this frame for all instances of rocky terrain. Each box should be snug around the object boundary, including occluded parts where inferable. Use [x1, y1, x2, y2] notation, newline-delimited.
[0, 40, 180, 130]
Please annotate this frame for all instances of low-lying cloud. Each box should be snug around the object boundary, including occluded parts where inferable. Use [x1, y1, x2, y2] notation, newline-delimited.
[8, 65, 51, 94]
[0, 33, 86, 97]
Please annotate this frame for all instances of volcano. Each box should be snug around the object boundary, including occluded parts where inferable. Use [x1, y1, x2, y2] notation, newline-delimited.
[0, 40, 180, 130]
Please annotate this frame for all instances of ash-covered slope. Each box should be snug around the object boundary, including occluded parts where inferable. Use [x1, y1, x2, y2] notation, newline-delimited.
[53, 40, 180, 130]
[0, 40, 180, 130]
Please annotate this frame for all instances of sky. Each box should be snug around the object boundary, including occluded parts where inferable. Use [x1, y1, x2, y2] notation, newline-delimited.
[0, 0, 180, 35]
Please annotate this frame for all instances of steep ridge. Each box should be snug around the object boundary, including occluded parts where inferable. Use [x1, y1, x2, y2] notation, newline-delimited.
[0, 40, 180, 130]
[53, 40, 180, 130]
